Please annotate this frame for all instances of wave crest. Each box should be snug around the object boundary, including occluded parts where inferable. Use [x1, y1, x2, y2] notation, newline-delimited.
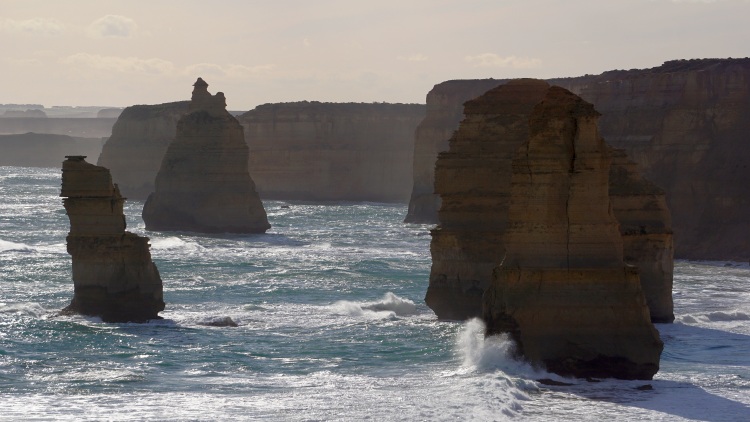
[0, 239, 35, 253]
[330, 292, 417, 319]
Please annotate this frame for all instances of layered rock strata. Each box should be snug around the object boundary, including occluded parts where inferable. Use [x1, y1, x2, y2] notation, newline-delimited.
[427, 80, 673, 323]
[60, 156, 164, 322]
[240, 101, 425, 202]
[406, 58, 750, 261]
[142, 78, 270, 233]
[97, 101, 189, 199]
[482, 87, 662, 380]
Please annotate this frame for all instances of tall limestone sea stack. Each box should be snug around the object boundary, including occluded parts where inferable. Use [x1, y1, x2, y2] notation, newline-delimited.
[142, 78, 270, 233]
[426, 79, 673, 324]
[482, 86, 662, 380]
[60, 156, 164, 322]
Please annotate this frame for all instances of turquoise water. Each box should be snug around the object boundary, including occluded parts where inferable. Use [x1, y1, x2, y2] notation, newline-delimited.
[1, 166, 749, 421]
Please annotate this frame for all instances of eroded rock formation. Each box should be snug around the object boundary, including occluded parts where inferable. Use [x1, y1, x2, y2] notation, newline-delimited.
[142, 78, 270, 233]
[406, 58, 750, 261]
[97, 101, 189, 199]
[60, 156, 164, 322]
[0, 133, 103, 167]
[482, 87, 662, 380]
[240, 101, 425, 202]
[426, 80, 673, 324]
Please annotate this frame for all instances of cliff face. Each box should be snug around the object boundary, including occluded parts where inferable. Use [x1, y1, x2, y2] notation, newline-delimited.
[427, 80, 673, 324]
[240, 102, 425, 202]
[0, 133, 103, 167]
[142, 78, 270, 233]
[407, 58, 750, 261]
[97, 101, 189, 199]
[60, 156, 164, 322]
[404, 80, 504, 222]
[482, 86, 662, 380]
[0, 117, 116, 137]
[554, 58, 750, 261]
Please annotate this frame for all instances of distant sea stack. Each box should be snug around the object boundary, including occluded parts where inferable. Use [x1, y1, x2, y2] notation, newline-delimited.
[142, 78, 270, 233]
[97, 101, 188, 198]
[60, 156, 164, 322]
[405, 58, 750, 262]
[482, 86, 662, 380]
[240, 102, 425, 202]
[426, 80, 673, 323]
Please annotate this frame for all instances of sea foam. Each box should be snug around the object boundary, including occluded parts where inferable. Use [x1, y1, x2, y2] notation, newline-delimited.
[0, 239, 34, 253]
[330, 292, 417, 319]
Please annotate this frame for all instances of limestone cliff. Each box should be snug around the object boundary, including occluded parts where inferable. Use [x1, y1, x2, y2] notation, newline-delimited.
[240, 102, 425, 202]
[0, 133, 103, 167]
[97, 101, 189, 199]
[483, 86, 662, 380]
[426, 80, 673, 323]
[60, 156, 164, 322]
[407, 58, 750, 261]
[142, 78, 270, 233]
[404, 79, 503, 222]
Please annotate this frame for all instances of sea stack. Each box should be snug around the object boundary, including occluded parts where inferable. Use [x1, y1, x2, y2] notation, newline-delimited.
[482, 87, 662, 380]
[60, 156, 164, 322]
[426, 79, 673, 323]
[142, 78, 270, 233]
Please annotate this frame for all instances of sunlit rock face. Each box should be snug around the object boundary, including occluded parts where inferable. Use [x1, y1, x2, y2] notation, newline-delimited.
[60, 156, 164, 322]
[240, 102, 425, 202]
[426, 80, 673, 325]
[142, 78, 270, 233]
[404, 79, 504, 223]
[482, 87, 663, 380]
[407, 58, 750, 261]
[97, 101, 189, 199]
[426, 79, 548, 320]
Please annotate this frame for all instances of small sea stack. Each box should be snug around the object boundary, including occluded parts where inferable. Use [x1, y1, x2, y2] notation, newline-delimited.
[142, 78, 270, 233]
[60, 156, 164, 322]
[482, 87, 662, 380]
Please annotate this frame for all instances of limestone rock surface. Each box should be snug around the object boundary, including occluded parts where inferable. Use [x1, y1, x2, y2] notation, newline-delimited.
[482, 87, 663, 380]
[60, 156, 164, 322]
[97, 101, 189, 199]
[142, 78, 270, 233]
[240, 101, 425, 202]
[426, 80, 674, 324]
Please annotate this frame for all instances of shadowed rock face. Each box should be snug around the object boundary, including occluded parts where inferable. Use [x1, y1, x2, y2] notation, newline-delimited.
[0, 133, 103, 167]
[426, 80, 673, 324]
[60, 156, 164, 323]
[240, 102, 425, 202]
[142, 78, 270, 234]
[406, 58, 750, 261]
[97, 101, 189, 199]
[482, 87, 663, 380]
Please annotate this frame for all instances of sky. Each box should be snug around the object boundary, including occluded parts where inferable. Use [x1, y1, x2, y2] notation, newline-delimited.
[1, 0, 749, 110]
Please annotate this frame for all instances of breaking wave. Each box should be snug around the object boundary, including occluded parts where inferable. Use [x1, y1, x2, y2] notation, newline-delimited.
[0, 302, 46, 318]
[681, 310, 750, 323]
[0, 239, 34, 253]
[330, 292, 417, 319]
[149, 237, 203, 252]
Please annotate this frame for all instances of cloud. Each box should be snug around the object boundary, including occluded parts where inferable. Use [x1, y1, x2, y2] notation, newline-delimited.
[87, 15, 138, 38]
[0, 17, 65, 36]
[464, 53, 542, 69]
[62, 53, 174, 74]
[184, 63, 276, 78]
[398, 54, 429, 62]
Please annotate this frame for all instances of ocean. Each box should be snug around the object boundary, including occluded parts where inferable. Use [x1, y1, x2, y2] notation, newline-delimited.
[1, 166, 749, 421]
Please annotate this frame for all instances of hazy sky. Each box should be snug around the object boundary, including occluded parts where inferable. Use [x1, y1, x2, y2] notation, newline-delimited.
[2, 0, 748, 110]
